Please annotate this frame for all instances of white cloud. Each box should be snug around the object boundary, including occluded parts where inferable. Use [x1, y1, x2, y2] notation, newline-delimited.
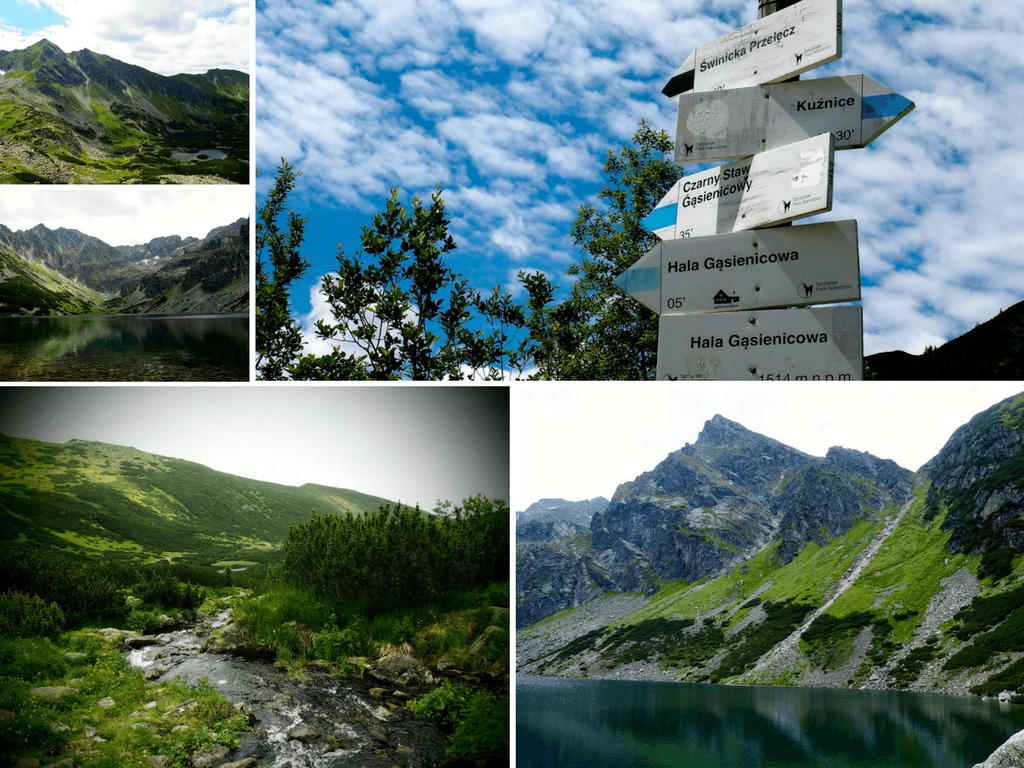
[0, 0, 249, 74]
[0, 187, 250, 245]
[258, 0, 1024, 363]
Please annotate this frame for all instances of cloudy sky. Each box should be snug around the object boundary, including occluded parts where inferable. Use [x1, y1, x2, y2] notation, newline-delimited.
[511, 382, 1024, 510]
[0, 187, 251, 246]
[256, 0, 1024, 365]
[0, 0, 250, 74]
[0, 386, 509, 509]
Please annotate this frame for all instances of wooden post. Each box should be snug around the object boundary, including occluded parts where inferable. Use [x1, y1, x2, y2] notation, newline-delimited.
[758, 0, 804, 18]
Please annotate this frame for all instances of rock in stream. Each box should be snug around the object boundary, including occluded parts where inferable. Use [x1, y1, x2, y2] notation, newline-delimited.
[126, 611, 448, 768]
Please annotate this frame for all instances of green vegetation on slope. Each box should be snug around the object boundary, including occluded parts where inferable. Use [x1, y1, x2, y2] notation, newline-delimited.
[521, 484, 1024, 698]
[0, 243, 109, 315]
[0, 433, 393, 566]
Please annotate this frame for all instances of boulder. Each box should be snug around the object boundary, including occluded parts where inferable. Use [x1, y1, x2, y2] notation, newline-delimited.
[973, 728, 1024, 768]
[201, 622, 252, 654]
[287, 724, 320, 742]
[125, 635, 167, 649]
[191, 745, 230, 768]
[96, 628, 129, 642]
[97, 697, 115, 709]
[368, 653, 434, 686]
[29, 687, 79, 700]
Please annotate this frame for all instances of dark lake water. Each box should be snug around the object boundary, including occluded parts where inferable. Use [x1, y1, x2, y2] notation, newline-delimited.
[0, 314, 248, 381]
[517, 676, 1024, 768]
[170, 148, 229, 161]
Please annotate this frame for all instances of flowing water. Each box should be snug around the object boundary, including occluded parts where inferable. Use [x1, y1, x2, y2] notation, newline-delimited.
[518, 675, 1024, 768]
[126, 612, 447, 768]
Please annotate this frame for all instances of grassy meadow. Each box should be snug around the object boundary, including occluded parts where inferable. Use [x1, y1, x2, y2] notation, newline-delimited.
[0, 495, 510, 767]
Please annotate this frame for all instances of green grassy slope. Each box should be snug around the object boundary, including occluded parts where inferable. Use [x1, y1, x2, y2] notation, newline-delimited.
[0, 433, 393, 566]
[519, 484, 1024, 699]
[0, 243, 109, 315]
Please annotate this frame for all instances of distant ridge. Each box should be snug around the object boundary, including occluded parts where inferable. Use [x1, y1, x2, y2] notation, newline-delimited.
[868, 298, 1024, 380]
[0, 433, 392, 565]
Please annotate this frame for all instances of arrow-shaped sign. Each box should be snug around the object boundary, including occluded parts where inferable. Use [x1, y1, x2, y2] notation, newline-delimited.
[615, 220, 859, 315]
[656, 305, 863, 381]
[644, 132, 835, 240]
[675, 74, 914, 164]
[663, 0, 842, 98]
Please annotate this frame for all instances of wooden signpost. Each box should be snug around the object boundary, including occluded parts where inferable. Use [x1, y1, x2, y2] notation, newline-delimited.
[614, 0, 913, 381]
[644, 132, 835, 240]
[656, 305, 863, 380]
[615, 219, 859, 315]
[675, 74, 914, 163]
[663, 0, 842, 97]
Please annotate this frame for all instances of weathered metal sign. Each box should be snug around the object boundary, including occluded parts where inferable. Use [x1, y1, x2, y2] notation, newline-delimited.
[663, 0, 842, 97]
[644, 132, 835, 240]
[675, 74, 914, 164]
[656, 305, 863, 380]
[615, 219, 859, 315]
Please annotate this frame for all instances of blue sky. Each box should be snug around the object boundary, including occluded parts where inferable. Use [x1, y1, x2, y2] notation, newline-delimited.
[0, 0, 249, 74]
[256, 0, 1024, 365]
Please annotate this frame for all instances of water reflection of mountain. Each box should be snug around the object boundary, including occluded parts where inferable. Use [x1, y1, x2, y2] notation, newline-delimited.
[0, 314, 247, 381]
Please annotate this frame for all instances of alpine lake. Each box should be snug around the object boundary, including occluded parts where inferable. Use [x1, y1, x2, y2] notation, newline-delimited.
[517, 676, 1024, 768]
[0, 314, 248, 381]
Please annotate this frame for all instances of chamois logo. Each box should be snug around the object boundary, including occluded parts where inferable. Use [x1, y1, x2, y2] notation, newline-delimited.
[684, 142, 694, 157]
[793, 52, 804, 66]
[779, 200, 792, 214]
[798, 283, 813, 298]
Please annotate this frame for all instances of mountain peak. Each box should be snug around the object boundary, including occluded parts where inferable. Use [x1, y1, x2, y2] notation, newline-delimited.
[694, 414, 766, 449]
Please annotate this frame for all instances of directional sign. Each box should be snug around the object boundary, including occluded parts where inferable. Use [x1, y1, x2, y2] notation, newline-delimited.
[656, 305, 862, 381]
[663, 0, 842, 97]
[645, 132, 834, 240]
[615, 220, 859, 315]
[675, 74, 914, 164]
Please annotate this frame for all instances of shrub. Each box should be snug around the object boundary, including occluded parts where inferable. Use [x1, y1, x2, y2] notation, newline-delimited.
[0, 545, 128, 626]
[134, 565, 202, 610]
[447, 692, 509, 764]
[410, 681, 509, 763]
[0, 635, 69, 680]
[312, 615, 367, 661]
[407, 679, 474, 724]
[0, 591, 65, 639]
[282, 495, 509, 609]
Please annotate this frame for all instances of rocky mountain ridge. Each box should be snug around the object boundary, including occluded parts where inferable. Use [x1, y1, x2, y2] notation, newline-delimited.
[516, 497, 607, 528]
[0, 218, 248, 315]
[0, 39, 247, 183]
[517, 392, 1024, 707]
[517, 416, 915, 629]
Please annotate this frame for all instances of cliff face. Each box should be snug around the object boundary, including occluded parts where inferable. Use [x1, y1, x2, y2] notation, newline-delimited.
[515, 497, 608, 630]
[516, 416, 915, 627]
[772, 447, 915, 563]
[924, 395, 1024, 555]
[0, 218, 248, 315]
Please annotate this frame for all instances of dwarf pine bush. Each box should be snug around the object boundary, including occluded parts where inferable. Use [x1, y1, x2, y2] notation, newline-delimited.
[282, 495, 509, 609]
[0, 591, 65, 639]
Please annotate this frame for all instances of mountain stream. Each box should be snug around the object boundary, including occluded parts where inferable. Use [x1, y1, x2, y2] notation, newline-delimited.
[126, 611, 448, 768]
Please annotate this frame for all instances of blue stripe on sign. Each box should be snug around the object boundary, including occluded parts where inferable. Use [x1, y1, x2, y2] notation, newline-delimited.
[862, 93, 913, 120]
[614, 268, 661, 294]
[643, 204, 677, 232]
